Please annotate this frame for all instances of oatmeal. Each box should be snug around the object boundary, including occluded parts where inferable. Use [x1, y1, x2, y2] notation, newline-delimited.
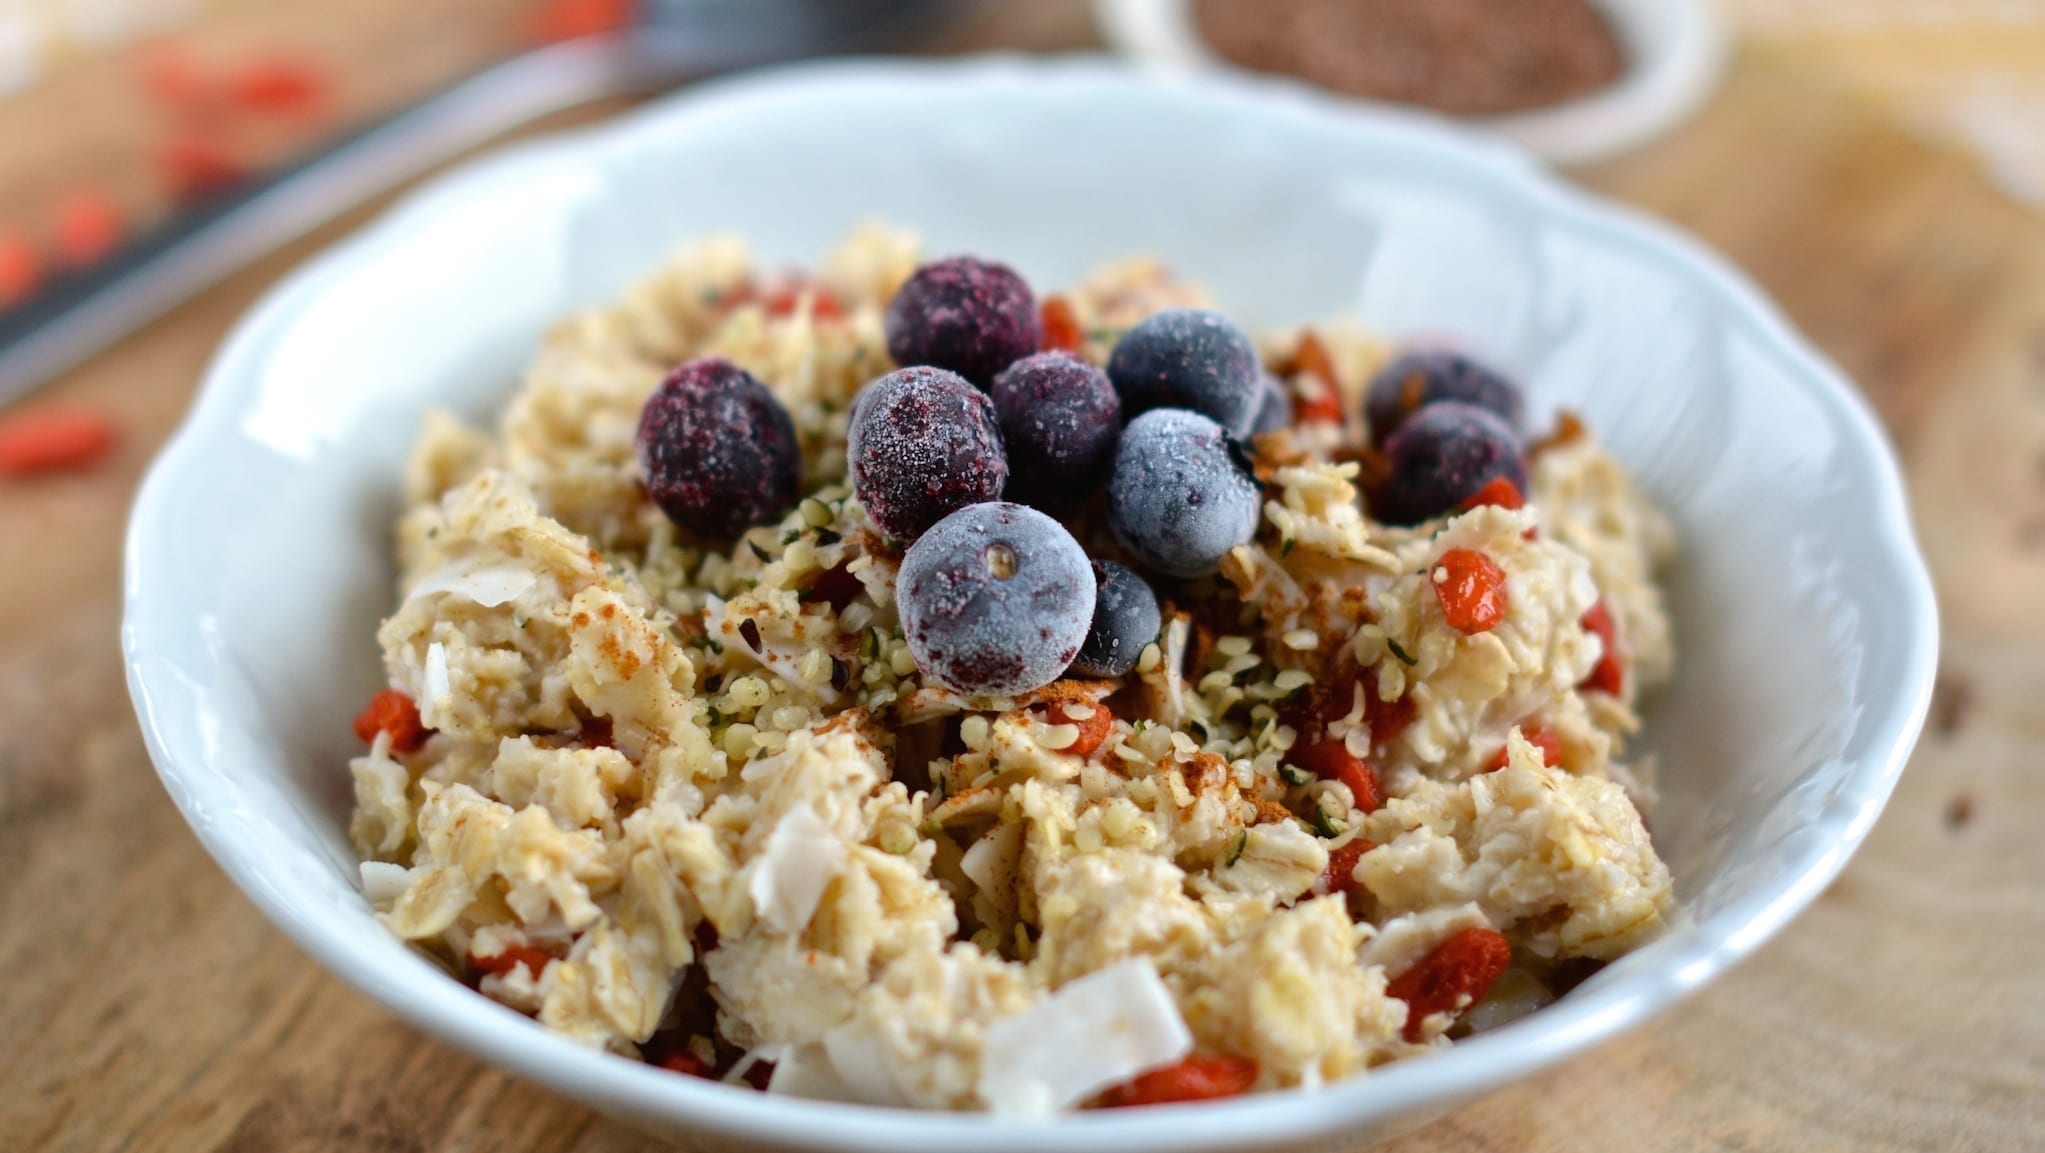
[349, 224, 1675, 1112]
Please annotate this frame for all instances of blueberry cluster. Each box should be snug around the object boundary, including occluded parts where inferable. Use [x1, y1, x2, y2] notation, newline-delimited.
[864, 257, 1278, 693]
[631, 253, 1535, 697]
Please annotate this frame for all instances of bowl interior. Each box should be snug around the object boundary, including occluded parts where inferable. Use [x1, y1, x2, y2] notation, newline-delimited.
[126, 59, 1932, 1153]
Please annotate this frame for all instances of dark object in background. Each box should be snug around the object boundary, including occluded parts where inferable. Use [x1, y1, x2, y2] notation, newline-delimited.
[1365, 347, 1523, 444]
[1192, 0, 1624, 117]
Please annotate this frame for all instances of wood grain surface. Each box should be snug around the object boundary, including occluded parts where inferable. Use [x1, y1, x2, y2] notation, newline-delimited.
[3, 5, 2042, 1151]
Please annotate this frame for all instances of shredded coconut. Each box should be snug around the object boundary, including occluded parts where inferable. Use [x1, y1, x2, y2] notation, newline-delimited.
[977, 959, 1192, 1115]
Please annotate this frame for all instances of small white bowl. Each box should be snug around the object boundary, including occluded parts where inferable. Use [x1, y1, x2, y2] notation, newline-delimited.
[125, 57, 1933, 1153]
[1094, 0, 1727, 164]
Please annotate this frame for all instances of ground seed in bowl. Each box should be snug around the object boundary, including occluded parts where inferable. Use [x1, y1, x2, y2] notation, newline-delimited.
[1192, 0, 1626, 118]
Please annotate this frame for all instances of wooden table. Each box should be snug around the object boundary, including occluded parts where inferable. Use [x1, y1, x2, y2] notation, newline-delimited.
[3, 6, 2042, 1151]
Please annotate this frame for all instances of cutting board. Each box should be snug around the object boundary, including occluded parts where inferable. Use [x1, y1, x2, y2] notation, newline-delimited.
[1, 5, 2040, 1149]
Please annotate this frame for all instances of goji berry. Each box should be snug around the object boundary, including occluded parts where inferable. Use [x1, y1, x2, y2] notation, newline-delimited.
[471, 943, 556, 979]
[1318, 836, 1376, 896]
[1043, 698, 1113, 759]
[1363, 669, 1416, 745]
[1459, 475, 1525, 512]
[55, 189, 124, 269]
[1386, 926, 1512, 1041]
[352, 689, 429, 753]
[230, 54, 330, 117]
[528, 0, 635, 44]
[1432, 548, 1508, 634]
[1288, 331, 1344, 424]
[763, 281, 839, 319]
[655, 1049, 714, 1077]
[579, 716, 615, 749]
[1579, 599, 1622, 695]
[139, 42, 211, 112]
[0, 230, 42, 308]
[1283, 664, 1412, 747]
[1489, 724, 1562, 771]
[1097, 1054, 1259, 1107]
[0, 409, 115, 475]
[1038, 294, 1083, 353]
[158, 136, 248, 203]
[1286, 738, 1383, 813]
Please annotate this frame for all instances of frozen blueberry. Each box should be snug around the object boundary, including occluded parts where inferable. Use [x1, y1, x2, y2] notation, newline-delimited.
[990, 351, 1122, 511]
[896, 502, 1096, 696]
[1070, 560, 1162, 678]
[1106, 309, 1262, 434]
[849, 366, 1009, 545]
[1249, 371, 1290, 436]
[884, 256, 1041, 387]
[1377, 401, 1527, 525]
[1364, 349, 1523, 444]
[635, 357, 800, 538]
[1107, 408, 1262, 579]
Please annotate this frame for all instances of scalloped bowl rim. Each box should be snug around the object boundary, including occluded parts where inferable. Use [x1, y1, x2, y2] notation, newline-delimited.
[124, 56, 1935, 1153]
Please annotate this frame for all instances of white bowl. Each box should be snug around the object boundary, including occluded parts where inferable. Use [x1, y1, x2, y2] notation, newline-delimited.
[1094, 0, 1727, 164]
[124, 57, 1934, 1153]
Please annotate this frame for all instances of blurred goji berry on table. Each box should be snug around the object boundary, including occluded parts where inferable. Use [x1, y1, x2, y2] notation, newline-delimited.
[0, 409, 118, 476]
[0, 230, 42, 308]
[528, 0, 636, 44]
[230, 54, 332, 118]
[157, 136, 250, 204]
[55, 189, 126, 269]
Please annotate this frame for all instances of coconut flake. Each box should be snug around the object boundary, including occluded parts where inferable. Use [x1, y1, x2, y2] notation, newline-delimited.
[746, 804, 845, 934]
[423, 640, 450, 706]
[358, 860, 412, 905]
[766, 1043, 862, 1101]
[732, 1043, 787, 1088]
[405, 560, 537, 608]
[960, 820, 1022, 895]
[820, 1023, 909, 1106]
[977, 958, 1192, 1115]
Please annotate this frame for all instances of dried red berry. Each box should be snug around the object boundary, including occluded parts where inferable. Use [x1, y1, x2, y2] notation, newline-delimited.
[1041, 698, 1113, 759]
[0, 230, 43, 308]
[1459, 475, 1525, 512]
[656, 1050, 714, 1078]
[528, 0, 636, 44]
[1432, 548, 1508, 634]
[0, 409, 116, 475]
[1386, 926, 1512, 1041]
[1288, 331, 1344, 424]
[1488, 724, 1562, 771]
[1097, 1054, 1259, 1107]
[158, 136, 249, 203]
[470, 943, 556, 980]
[352, 689, 429, 753]
[1317, 837, 1376, 896]
[230, 55, 331, 117]
[1287, 739, 1383, 813]
[55, 189, 124, 269]
[1580, 599, 1622, 695]
[1039, 294, 1083, 353]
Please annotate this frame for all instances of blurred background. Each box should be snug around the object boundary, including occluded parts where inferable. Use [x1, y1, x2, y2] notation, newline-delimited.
[3, 0, 2045, 329]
